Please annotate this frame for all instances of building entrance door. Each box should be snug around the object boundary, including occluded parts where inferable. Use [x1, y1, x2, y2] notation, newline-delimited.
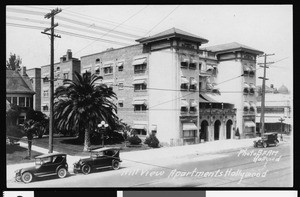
[226, 120, 233, 139]
[200, 120, 209, 142]
[214, 120, 221, 140]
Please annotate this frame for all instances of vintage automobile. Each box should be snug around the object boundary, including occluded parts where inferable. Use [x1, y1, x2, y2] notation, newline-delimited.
[253, 132, 279, 148]
[15, 153, 68, 183]
[73, 147, 122, 174]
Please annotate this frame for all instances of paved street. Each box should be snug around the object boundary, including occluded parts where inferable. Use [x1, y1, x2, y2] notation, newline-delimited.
[7, 136, 292, 187]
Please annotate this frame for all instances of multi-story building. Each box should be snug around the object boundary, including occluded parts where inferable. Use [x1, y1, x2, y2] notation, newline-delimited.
[26, 68, 41, 111]
[6, 67, 35, 125]
[41, 49, 80, 116]
[204, 42, 264, 138]
[80, 28, 238, 145]
[256, 84, 292, 134]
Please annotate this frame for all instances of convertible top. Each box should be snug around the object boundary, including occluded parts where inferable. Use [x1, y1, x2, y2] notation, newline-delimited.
[35, 153, 66, 159]
[90, 147, 121, 152]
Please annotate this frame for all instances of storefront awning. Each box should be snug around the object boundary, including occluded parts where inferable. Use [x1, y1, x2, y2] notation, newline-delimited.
[181, 77, 189, 84]
[244, 121, 256, 127]
[244, 102, 250, 108]
[206, 65, 214, 71]
[183, 123, 198, 130]
[200, 93, 219, 103]
[250, 84, 256, 89]
[132, 100, 147, 105]
[132, 124, 147, 130]
[132, 58, 147, 66]
[150, 125, 157, 131]
[181, 100, 189, 107]
[243, 65, 250, 71]
[244, 83, 250, 88]
[95, 66, 100, 71]
[41, 103, 48, 107]
[190, 100, 198, 107]
[103, 64, 112, 68]
[190, 78, 197, 85]
[117, 62, 124, 67]
[42, 73, 49, 77]
[132, 79, 146, 85]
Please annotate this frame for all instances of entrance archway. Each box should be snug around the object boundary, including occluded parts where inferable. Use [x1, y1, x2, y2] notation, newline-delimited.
[200, 120, 209, 142]
[214, 120, 221, 140]
[226, 119, 233, 139]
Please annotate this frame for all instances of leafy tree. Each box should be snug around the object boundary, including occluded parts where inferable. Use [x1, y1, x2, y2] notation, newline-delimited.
[54, 71, 118, 151]
[6, 53, 22, 70]
[26, 109, 49, 138]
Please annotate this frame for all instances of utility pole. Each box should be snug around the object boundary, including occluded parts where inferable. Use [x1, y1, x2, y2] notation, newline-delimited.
[42, 8, 61, 153]
[258, 53, 274, 136]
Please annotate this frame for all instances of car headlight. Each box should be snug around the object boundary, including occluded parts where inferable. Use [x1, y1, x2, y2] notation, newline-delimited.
[15, 169, 21, 174]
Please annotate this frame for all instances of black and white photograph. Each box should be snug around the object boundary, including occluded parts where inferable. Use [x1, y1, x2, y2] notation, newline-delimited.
[6, 5, 293, 187]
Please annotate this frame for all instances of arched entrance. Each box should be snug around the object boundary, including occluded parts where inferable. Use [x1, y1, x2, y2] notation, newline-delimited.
[200, 120, 209, 142]
[214, 120, 221, 140]
[226, 119, 233, 139]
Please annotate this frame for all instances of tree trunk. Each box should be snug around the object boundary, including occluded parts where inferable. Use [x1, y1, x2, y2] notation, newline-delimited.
[77, 129, 85, 144]
[83, 128, 91, 151]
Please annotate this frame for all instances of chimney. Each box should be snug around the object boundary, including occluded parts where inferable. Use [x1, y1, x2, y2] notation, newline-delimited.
[21, 66, 27, 76]
[66, 49, 72, 61]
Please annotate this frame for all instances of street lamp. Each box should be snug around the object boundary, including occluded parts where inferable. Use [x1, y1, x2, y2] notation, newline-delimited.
[98, 121, 108, 147]
[278, 117, 285, 141]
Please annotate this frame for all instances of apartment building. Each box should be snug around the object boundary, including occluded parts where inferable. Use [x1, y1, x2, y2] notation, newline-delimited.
[41, 49, 80, 116]
[80, 28, 239, 145]
[204, 42, 264, 138]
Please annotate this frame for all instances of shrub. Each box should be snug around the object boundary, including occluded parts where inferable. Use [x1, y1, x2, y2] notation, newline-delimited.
[144, 134, 160, 148]
[128, 135, 142, 145]
[6, 125, 25, 144]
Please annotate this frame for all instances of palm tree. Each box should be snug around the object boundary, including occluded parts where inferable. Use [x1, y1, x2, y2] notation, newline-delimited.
[54, 72, 118, 151]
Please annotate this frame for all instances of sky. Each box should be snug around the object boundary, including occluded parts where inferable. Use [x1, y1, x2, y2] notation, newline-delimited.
[6, 5, 293, 90]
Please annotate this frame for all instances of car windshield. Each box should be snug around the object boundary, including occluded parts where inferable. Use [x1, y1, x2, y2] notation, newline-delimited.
[35, 157, 52, 165]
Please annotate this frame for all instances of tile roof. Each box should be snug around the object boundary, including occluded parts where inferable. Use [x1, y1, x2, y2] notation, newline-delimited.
[6, 69, 35, 94]
[203, 42, 263, 54]
[136, 27, 209, 44]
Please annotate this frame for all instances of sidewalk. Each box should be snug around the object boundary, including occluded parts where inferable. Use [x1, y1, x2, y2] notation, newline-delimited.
[6, 136, 289, 181]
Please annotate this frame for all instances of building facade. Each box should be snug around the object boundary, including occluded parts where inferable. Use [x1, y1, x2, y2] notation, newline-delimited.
[256, 85, 292, 134]
[80, 28, 239, 145]
[204, 42, 264, 138]
[26, 67, 41, 111]
[41, 49, 81, 116]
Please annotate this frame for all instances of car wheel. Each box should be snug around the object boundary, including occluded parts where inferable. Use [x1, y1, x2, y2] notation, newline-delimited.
[22, 172, 33, 183]
[263, 142, 267, 148]
[112, 160, 120, 170]
[57, 168, 67, 178]
[81, 164, 91, 175]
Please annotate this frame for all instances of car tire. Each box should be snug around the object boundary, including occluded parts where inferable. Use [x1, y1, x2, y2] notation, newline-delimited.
[112, 160, 120, 170]
[253, 143, 257, 148]
[57, 167, 67, 178]
[22, 172, 33, 183]
[263, 142, 267, 148]
[81, 164, 91, 175]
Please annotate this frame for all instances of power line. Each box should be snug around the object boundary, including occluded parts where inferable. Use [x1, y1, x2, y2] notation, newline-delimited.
[143, 5, 180, 37]
[73, 5, 149, 55]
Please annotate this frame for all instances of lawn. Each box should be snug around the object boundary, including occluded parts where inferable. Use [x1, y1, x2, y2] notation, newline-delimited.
[6, 144, 42, 165]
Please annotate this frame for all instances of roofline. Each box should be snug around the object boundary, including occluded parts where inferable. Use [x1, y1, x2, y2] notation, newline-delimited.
[136, 33, 209, 44]
[35, 153, 67, 158]
[81, 44, 142, 58]
[6, 91, 35, 94]
[41, 58, 80, 68]
[212, 47, 264, 55]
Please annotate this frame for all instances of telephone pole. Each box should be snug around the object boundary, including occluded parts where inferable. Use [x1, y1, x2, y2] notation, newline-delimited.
[42, 8, 61, 153]
[258, 53, 274, 136]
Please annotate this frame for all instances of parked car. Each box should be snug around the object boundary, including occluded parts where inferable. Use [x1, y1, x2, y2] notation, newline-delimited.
[73, 147, 122, 174]
[15, 153, 68, 183]
[253, 132, 279, 148]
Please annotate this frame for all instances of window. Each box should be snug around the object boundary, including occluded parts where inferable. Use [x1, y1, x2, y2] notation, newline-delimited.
[96, 58, 100, 63]
[212, 66, 218, 76]
[181, 99, 189, 113]
[133, 129, 147, 135]
[104, 66, 113, 75]
[199, 82, 202, 90]
[30, 97, 33, 108]
[118, 65, 124, 72]
[63, 73, 69, 79]
[181, 62, 188, 68]
[189, 99, 197, 113]
[134, 84, 147, 91]
[12, 97, 17, 105]
[249, 69, 255, 77]
[134, 64, 146, 74]
[183, 130, 196, 137]
[189, 62, 197, 70]
[18, 116, 25, 125]
[26, 97, 30, 107]
[95, 67, 100, 75]
[243, 83, 249, 95]
[43, 77, 49, 83]
[43, 105, 49, 111]
[43, 90, 49, 97]
[18, 97, 25, 107]
[181, 77, 189, 90]
[56, 67, 60, 71]
[134, 105, 147, 111]
[189, 77, 197, 91]
[118, 102, 124, 107]
[118, 83, 124, 90]
[199, 63, 202, 71]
